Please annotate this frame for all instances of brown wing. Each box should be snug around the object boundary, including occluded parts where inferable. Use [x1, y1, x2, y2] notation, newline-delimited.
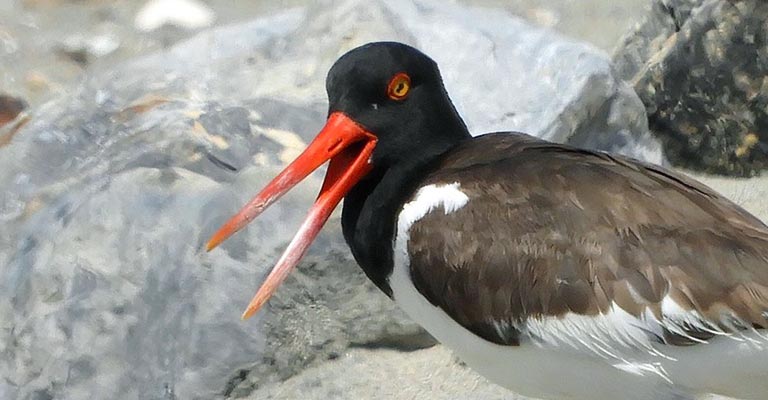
[406, 133, 768, 346]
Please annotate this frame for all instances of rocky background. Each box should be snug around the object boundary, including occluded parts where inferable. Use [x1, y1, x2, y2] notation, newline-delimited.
[1, 1, 767, 399]
[614, 0, 768, 176]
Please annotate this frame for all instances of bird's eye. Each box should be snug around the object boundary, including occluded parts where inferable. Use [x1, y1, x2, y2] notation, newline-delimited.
[386, 73, 411, 101]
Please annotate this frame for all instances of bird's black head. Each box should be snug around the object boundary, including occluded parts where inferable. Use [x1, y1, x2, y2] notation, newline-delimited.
[325, 42, 470, 170]
[206, 42, 470, 318]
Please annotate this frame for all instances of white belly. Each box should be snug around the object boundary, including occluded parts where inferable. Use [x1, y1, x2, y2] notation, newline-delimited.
[390, 183, 768, 400]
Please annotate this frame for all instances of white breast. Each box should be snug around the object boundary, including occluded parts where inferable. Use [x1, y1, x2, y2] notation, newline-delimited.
[388, 183, 768, 400]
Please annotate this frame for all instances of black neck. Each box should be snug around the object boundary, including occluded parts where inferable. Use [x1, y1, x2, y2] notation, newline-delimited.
[341, 120, 470, 296]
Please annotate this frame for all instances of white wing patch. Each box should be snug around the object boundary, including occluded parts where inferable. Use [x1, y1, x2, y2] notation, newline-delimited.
[515, 296, 767, 363]
[656, 297, 720, 344]
[522, 304, 662, 359]
[517, 303, 675, 383]
[511, 297, 768, 383]
[397, 182, 469, 235]
[655, 297, 768, 345]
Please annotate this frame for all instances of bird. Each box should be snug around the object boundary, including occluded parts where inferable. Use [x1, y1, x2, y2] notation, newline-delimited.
[206, 42, 768, 400]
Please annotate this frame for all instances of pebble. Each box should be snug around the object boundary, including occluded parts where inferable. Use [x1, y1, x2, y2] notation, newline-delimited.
[0, 94, 27, 127]
[134, 0, 215, 32]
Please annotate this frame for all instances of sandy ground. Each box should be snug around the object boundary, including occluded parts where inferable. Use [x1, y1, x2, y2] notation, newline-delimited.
[694, 173, 768, 220]
[255, 346, 514, 400]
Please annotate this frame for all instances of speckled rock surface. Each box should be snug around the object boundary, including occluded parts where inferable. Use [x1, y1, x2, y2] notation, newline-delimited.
[614, 0, 768, 175]
[1, 1, 660, 399]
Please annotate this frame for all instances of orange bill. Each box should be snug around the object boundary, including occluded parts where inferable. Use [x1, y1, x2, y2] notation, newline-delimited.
[206, 112, 377, 319]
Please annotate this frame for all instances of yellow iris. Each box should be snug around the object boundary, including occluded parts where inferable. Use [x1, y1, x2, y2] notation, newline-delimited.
[387, 73, 411, 100]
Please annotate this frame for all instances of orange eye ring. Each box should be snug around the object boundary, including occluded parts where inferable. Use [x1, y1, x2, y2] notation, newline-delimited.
[387, 73, 411, 101]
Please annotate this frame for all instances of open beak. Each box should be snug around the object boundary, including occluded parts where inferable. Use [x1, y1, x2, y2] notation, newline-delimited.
[206, 112, 377, 319]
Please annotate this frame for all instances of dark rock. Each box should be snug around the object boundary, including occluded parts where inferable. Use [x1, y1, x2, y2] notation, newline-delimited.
[0, 94, 30, 148]
[0, 94, 27, 127]
[614, 0, 768, 176]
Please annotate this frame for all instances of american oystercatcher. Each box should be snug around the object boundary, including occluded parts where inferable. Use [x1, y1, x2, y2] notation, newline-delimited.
[207, 42, 768, 400]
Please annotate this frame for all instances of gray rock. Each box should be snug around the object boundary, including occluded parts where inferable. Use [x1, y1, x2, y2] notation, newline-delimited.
[614, 0, 768, 176]
[1, 1, 659, 399]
